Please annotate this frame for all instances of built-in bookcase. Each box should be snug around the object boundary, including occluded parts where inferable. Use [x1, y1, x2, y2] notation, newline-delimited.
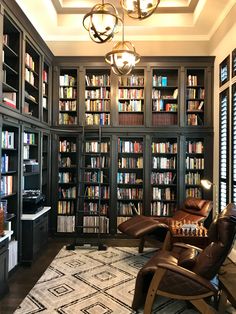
[85, 69, 111, 126]
[2, 14, 20, 111]
[1, 122, 20, 241]
[152, 69, 178, 126]
[186, 69, 205, 126]
[117, 137, 144, 230]
[57, 136, 77, 232]
[232, 49, 236, 78]
[118, 70, 144, 125]
[232, 84, 236, 204]
[78, 136, 110, 234]
[185, 139, 204, 199]
[24, 40, 40, 119]
[151, 139, 178, 216]
[23, 129, 40, 191]
[59, 69, 78, 125]
[219, 55, 230, 86]
[219, 89, 229, 211]
[42, 61, 49, 123]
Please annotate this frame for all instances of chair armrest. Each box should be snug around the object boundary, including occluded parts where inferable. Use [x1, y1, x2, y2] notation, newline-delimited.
[157, 262, 217, 293]
[173, 242, 203, 253]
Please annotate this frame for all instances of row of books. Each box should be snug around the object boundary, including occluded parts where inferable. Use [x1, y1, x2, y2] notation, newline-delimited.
[187, 114, 203, 126]
[83, 203, 108, 215]
[152, 187, 175, 201]
[119, 89, 144, 99]
[24, 132, 36, 145]
[59, 100, 77, 112]
[152, 89, 178, 99]
[117, 172, 142, 184]
[59, 87, 77, 99]
[187, 100, 204, 111]
[85, 99, 110, 112]
[25, 68, 36, 86]
[1, 154, 10, 173]
[118, 76, 144, 87]
[152, 157, 176, 169]
[186, 188, 202, 198]
[151, 172, 176, 185]
[118, 157, 143, 169]
[85, 113, 110, 126]
[119, 113, 144, 126]
[117, 188, 143, 199]
[0, 175, 13, 195]
[57, 215, 75, 233]
[3, 92, 17, 109]
[42, 97, 47, 109]
[59, 113, 78, 125]
[59, 75, 76, 87]
[59, 172, 76, 184]
[25, 53, 35, 72]
[187, 141, 203, 154]
[84, 171, 107, 183]
[186, 88, 205, 99]
[85, 88, 110, 99]
[152, 100, 177, 112]
[187, 75, 199, 86]
[59, 140, 76, 153]
[85, 141, 109, 153]
[151, 202, 175, 216]
[86, 156, 110, 168]
[25, 91, 37, 103]
[185, 172, 201, 185]
[117, 202, 142, 215]
[58, 200, 75, 214]
[153, 75, 168, 87]
[118, 100, 143, 112]
[83, 216, 109, 233]
[42, 69, 48, 83]
[152, 142, 177, 154]
[2, 131, 15, 149]
[85, 74, 110, 86]
[85, 185, 110, 198]
[118, 140, 143, 153]
[58, 186, 76, 199]
[186, 157, 204, 169]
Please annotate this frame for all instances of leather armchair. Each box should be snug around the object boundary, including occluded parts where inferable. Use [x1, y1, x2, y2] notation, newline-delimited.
[132, 203, 236, 314]
[118, 197, 213, 252]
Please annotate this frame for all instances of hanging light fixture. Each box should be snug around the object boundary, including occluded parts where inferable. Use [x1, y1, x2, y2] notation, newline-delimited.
[121, 0, 160, 20]
[83, 1, 122, 44]
[105, 16, 140, 75]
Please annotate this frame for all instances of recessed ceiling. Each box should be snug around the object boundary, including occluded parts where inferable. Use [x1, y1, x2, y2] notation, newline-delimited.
[15, 0, 236, 56]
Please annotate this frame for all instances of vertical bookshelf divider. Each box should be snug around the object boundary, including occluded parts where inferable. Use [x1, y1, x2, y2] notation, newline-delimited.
[117, 137, 144, 230]
[186, 69, 205, 126]
[59, 69, 78, 126]
[2, 14, 20, 111]
[152, 69, 178, 126]
[185, 138, 204, 198]
[151, 139, 178, 217]
[42, 133, 50, 203]
[118, 70, 145, 126]
[85, 69, 111, 126]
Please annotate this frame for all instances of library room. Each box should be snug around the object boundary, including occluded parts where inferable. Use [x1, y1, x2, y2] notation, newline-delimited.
[0, 0, 236, 313]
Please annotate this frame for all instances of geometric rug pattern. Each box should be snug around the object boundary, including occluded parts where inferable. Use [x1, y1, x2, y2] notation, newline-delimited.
[12, 246, 215, 313]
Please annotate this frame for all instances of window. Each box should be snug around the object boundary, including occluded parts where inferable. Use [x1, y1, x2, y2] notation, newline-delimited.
[232, 83, 236, 203]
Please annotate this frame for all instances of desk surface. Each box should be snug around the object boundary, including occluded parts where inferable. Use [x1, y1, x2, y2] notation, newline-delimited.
[0, 230, 13, 243]
[21, 206, 51, 221]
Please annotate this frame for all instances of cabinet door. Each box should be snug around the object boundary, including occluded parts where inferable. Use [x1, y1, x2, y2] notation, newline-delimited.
[0, 240, 9, 296]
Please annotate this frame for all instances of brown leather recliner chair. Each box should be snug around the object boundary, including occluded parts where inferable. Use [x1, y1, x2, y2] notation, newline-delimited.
[118, 197, 213, 252]
[132, 203, 236, 314]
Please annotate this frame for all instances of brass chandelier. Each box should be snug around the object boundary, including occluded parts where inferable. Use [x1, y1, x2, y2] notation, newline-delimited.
[105, 17, 140, 75]
[83, 0, 122, 43]
[121, 0, 160, 20]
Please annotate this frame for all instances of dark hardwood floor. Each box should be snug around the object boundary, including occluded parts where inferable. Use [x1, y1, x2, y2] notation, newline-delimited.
[0, 238, 67, 314]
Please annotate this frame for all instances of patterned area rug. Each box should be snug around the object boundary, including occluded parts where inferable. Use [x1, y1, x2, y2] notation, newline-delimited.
[14, 246, 209, 313]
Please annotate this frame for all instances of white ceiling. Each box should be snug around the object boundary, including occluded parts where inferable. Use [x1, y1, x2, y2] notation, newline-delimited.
[15, 0, 236, 56]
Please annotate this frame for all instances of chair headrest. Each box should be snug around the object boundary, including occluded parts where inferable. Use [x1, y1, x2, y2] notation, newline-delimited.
[183, 197, 212, 217]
